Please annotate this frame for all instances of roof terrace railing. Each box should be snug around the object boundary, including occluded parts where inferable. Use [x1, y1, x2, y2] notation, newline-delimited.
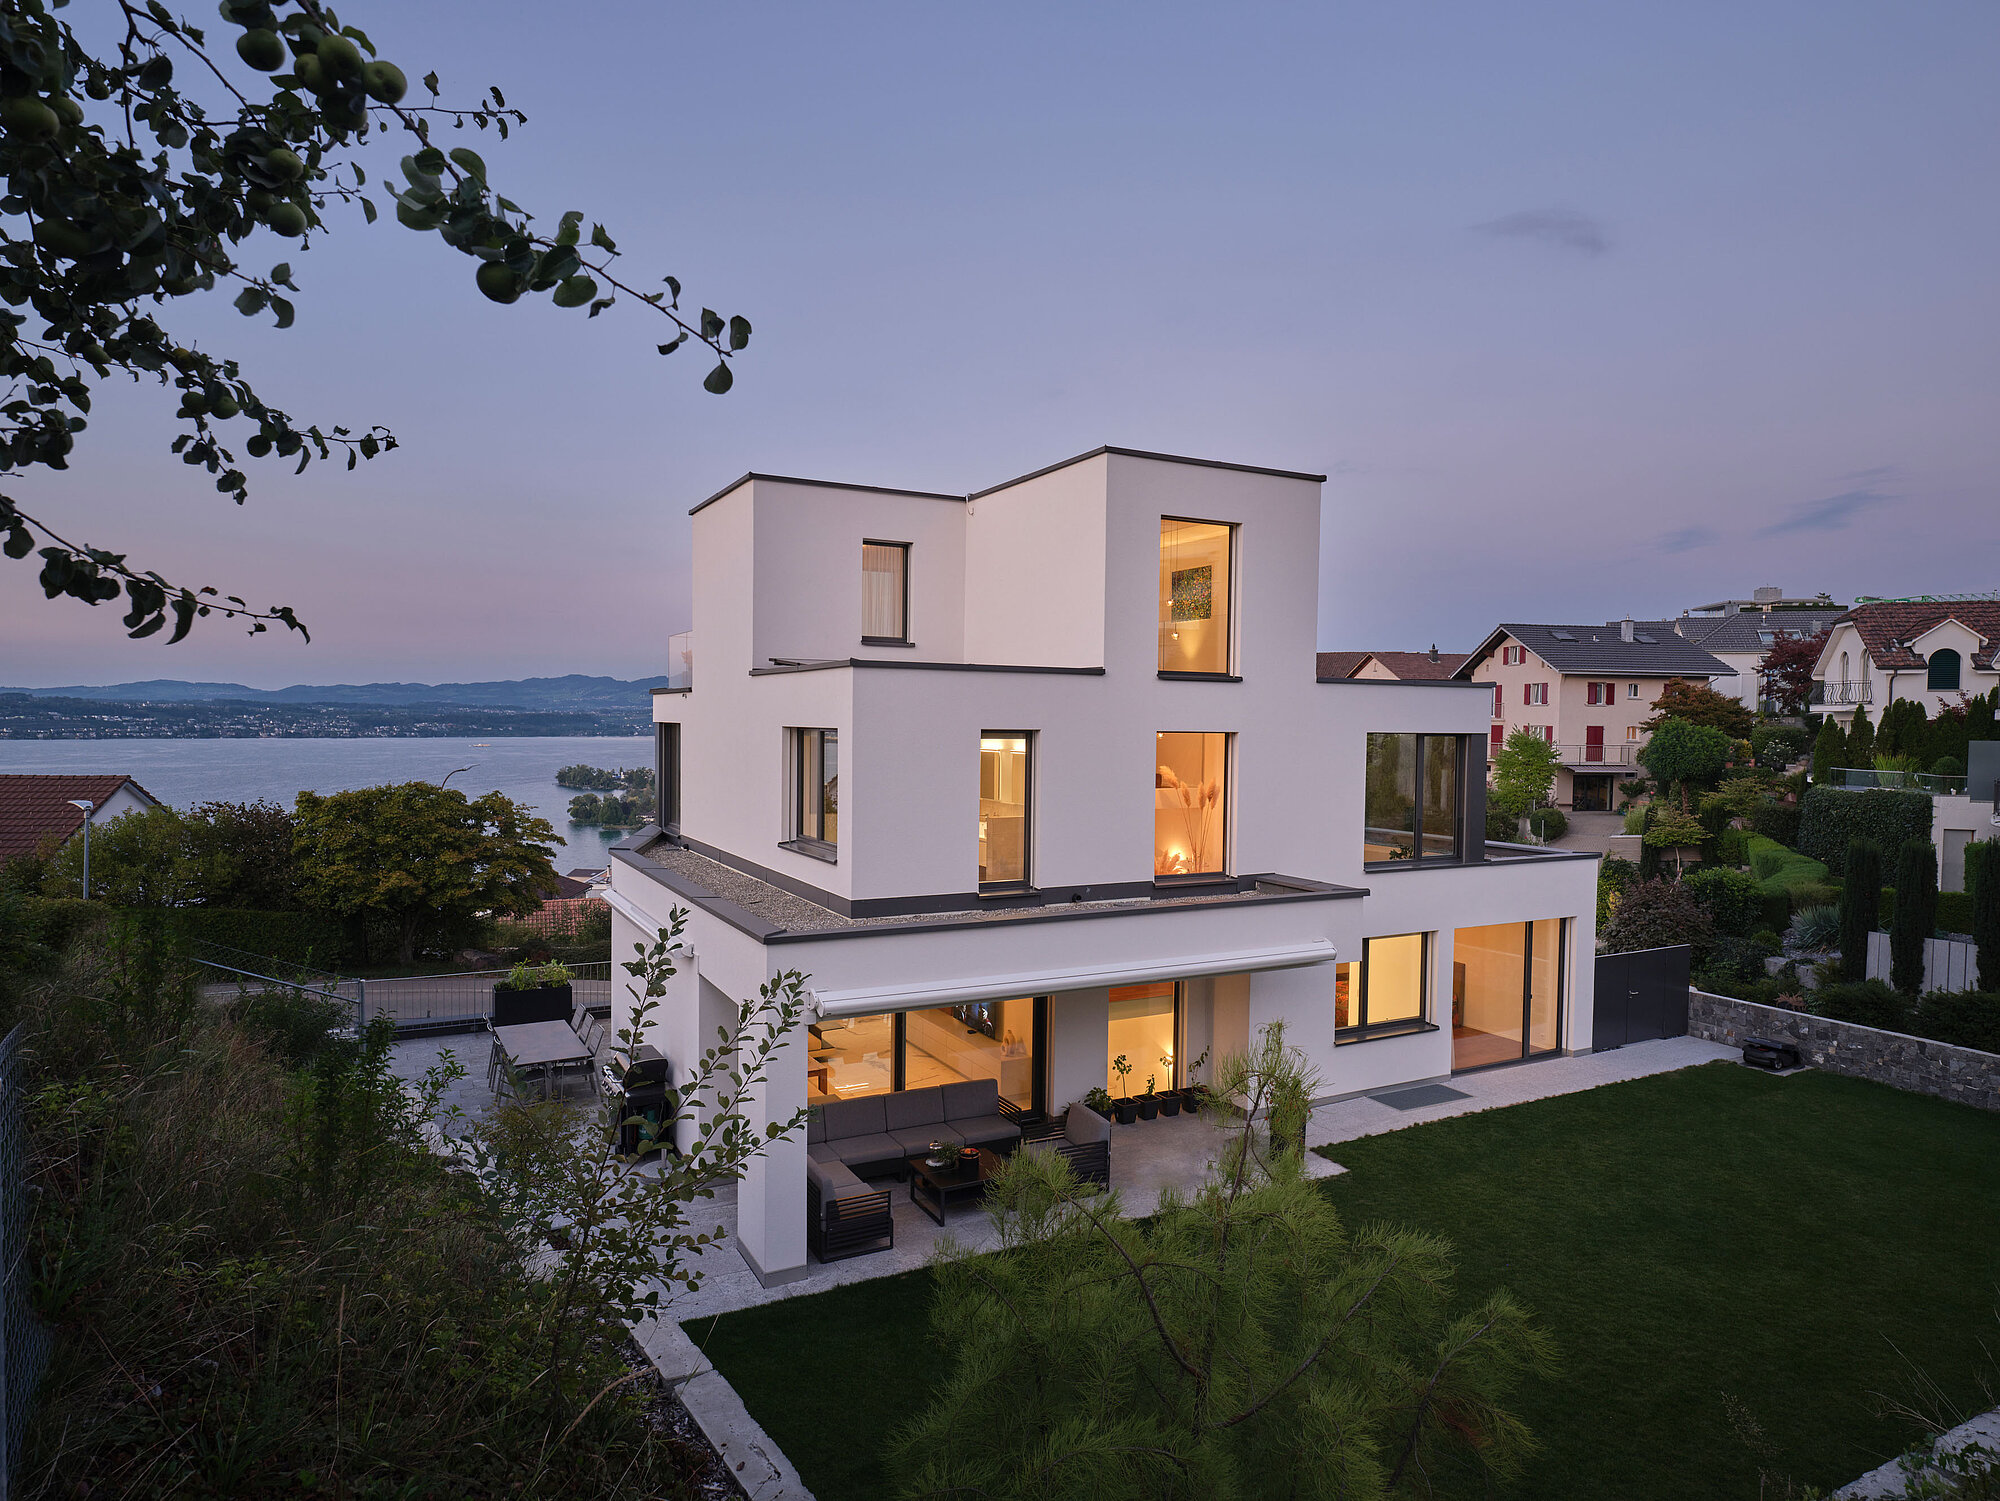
[1553, 742, 1639, 768]
[1824, 767, 1966, 796]
[665, 630, 693, 692]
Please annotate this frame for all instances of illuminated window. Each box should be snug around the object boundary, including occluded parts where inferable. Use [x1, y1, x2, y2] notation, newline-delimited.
[1158, 518, 1234, 674]
[1108, 981, 1179, 1096]
[1154, 732, 1228, 877]
[809, 999, 1043, 1110]
[979, 734, 1030, 888]
[1336, 933, 1428, 1038]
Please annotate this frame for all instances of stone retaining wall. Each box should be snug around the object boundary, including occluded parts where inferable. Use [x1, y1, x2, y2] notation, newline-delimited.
[1688, 990, 2000, 1112]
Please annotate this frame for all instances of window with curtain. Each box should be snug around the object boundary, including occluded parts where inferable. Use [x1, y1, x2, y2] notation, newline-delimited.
[861, 541, 908, 642]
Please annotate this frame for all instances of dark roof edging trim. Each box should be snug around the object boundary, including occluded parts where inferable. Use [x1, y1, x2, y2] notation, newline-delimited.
[689, 471, 967, 518]
[609, 843, 784, 944]
[1315, 677, 1491, 688]
[969, 445, 1327, 500]
[749, 659, 1106, 678]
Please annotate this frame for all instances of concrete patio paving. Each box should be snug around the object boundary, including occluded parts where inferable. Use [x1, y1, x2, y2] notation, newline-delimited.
[389, 1030, 1736, 1324]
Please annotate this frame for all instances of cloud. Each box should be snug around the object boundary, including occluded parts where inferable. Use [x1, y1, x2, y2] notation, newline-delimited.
[1472, 207, 1610, 256]
[1655, 525, 1718, 554]
[1755, 487, 1891, 537]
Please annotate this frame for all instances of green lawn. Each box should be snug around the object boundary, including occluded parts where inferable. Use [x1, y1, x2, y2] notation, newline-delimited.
[685, 1064, 2000, 1500]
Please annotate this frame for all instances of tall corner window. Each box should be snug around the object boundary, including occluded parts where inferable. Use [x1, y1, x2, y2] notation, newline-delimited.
[655, 722, 681, 832]
[1154, 731, 1228, 877]
[1337, 933, 1428, 1038]
[1364, 733, 1464, 865]
[1158, 518, 1234, 674]
[979, 733, 1031, 888]
[792, 727, 838, 852]
[1927, 648, 1961, 691]
[861, 540, 909, 643]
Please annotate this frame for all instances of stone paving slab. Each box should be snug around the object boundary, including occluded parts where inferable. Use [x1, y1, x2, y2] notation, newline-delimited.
[1837, 1406, 2000, 1497]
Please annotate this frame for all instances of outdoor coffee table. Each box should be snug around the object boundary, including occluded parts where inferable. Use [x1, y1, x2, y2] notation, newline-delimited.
[906, 1147, 1003, 1226]
[492, 1019, 593, 1099]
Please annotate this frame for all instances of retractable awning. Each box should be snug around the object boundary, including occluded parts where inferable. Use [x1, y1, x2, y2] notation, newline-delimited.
[807, 939, 1337, 1018]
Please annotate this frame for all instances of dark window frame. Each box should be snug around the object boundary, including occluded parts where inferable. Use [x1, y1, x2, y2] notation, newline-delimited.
[1335, 932, 1433, 1042]
[788, 726, 838, 859]
[861, 538, 912, 646]
[1449, 918, 1568, 1072]
[654, 722, 681, 834]
[1364, 733, 1469, 869]
[882, 998, 1049, 1115]
[1157, 514, 1238, 679]
[978, 729, 1034, 894]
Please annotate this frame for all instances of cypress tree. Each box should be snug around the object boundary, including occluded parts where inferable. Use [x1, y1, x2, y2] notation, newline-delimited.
[1972, 840, 2000, 993]
[1638, 806, 1661, 882]
[1838, 838, 1881, 982]
[1810, 718, 1846, 785]
[1888, 838, 1937, 997]
[1847, 704, 1875, 766]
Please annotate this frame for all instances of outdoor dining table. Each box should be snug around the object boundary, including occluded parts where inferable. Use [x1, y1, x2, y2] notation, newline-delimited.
[490, 1019, 594, 1098]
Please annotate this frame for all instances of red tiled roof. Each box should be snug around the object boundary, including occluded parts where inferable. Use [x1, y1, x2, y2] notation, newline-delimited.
[1315, 651, 1368, 681]
[1836, 600, 2000, 671]
[1361, 650, 1471, 680]
[0, 774, 158, 862]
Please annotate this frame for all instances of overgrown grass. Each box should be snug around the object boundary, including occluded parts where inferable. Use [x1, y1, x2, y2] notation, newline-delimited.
[691, 1063, 2000, 1501]
[13, 933, 707, 1499]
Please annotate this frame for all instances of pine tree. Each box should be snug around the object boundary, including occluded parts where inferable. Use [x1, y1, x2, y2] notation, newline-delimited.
[1972, 841, 2000, 992]
[1838, 839, 1881, 983]
[1888, 838, 1937, 997]
[1847, 704, 1876, 766]
[1811, 718, 1847, 785]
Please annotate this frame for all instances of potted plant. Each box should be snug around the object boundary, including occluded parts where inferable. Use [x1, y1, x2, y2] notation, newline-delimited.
[1110, 1054, 1139, 1124]
[1083, 1086, 1115, 1122]
[1177, 1047, 1211, 1113]
[1156, 1054, 1183, 1117]
[1137, 1073, 1160, 1121]
[493, 959, 574, 1026]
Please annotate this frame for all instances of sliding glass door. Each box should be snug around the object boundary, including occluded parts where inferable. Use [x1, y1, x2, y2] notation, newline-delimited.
[808, 998, 1047, 1112]
[1450, 920, 1565, 1071]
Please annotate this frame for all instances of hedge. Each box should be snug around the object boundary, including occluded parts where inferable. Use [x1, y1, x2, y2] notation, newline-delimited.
[1748, 800, 1803, 847]
[1796, 787, 1933, 877]
[1810, 981, 2000, 1055]
[164, 908, 353, 968]
[1877, 887, 1977, 937]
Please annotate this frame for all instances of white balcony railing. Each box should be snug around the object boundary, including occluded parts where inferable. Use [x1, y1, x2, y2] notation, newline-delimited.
[1812, 680, 1872, 706]
[1553, 742, 1638, 768]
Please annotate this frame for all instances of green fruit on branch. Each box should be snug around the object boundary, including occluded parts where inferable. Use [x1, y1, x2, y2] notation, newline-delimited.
[265, 201, 308, 237]
[316, 33, 364, 80]
[475, 261, 523, 303]
[208, 392, 241, 419]
[1, 96, 60, 139]
[291, 53, 325, 91]
[264, 146, 306, 180]
[361, 61, 407, 104]
[236, 29, 286, 71]
[246, 187, 275, 211]
[245, 433, 273, 457]
[32, 218, 97, 258]
[51, 96, 84, 127]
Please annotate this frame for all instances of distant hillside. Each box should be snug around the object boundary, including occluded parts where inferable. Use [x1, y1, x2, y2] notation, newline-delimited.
[0, 692, 650, 739]
[2, 674, 667, 710]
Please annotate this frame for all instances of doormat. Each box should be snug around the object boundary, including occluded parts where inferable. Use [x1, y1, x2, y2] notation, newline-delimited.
[1371, 1083, 1471, 1111]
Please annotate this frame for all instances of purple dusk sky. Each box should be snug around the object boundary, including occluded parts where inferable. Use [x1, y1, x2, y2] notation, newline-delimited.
[3, 1, 1997, 688]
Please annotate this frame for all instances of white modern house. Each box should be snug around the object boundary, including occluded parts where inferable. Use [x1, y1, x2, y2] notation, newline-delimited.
[606, 446, 1601, 1286]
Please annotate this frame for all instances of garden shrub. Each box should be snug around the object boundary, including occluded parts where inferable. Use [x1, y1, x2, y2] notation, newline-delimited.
[1933, 891, 1974, 935]
[1796, 787, 1933, 876]
[1749, 800, 1803, 847]
[1716, 827, 1748, 867]
[1839, 840, 1882, 982]
[164, 906, 354, 968]
[1597, 857, 1639, 930]
[1484, 807, 1520, 842]
[1812, 979, 1911, 1033]
[1758, 889, 1792, 934]
[19, 896, 110, 954]
[1601, 879, 1716, 958]
[1527, 806, 1568, 841]
[1890, 839, 1939, 997]
[1787, 904, 1841, 953]
[1911, 990, 2000, 1054]
[1622, 804, 1648, 836]
[1695, 935, 1772, 993]
[1682, 867, 1764, 935]
[1752, 722, 1811, 771]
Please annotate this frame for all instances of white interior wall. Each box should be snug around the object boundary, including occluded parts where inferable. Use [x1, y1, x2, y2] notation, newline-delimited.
[1047, 987, 1110, 1114]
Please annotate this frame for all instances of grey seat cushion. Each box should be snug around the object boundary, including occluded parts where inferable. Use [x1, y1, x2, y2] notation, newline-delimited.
[829, 1132, 905, 1169]
[808, 1111, 828, 1145]
[890, 1122, 963, 1154]
[809, 1157, 880, 1206]
[808, 1142, 841, 1165]
[882, 1087, 945, 1133]
[952, 1114, 1021, 1150]
[819, 1095, 888, 1141]
[940, 1078, 999, 1122]
[1065, 1107, 1111, 1147]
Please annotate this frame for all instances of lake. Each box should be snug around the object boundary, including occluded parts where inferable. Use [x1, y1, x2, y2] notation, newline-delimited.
[0, 735, 654, 866]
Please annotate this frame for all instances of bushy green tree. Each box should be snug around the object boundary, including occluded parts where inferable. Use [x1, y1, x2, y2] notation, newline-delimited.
[1810, 717, 1847, 785]
[1491, 727, 1562, 817]
[1888, 839, 1937, 997]
[180, 799, 301, 907]
[40, 804, 196, 905]
[1643, 680, 1754, 738]
[1639, 719, 1733, 795]
[294, 781, 556, 962]
[1682, 867, 1763, 935]
[893, 1023, 1554, 1500]
[1602, 878, 1716, 957]
[1838, 839, 1882, 983]
[0, 0, 749, 640]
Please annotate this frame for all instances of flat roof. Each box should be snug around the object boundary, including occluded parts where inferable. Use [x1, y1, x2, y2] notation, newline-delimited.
[970, 445, 1328, 500]
[689, 471, 967, 517]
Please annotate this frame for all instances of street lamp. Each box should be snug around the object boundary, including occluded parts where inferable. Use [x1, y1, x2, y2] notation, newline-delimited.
[66, 799, 95, 900]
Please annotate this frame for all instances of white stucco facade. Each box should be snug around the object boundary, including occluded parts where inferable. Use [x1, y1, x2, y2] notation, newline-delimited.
[610, 447, 1600, 1285]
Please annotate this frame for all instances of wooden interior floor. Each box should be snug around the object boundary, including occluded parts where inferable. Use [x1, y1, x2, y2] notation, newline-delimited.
[1452, 1026, 1526, 1071]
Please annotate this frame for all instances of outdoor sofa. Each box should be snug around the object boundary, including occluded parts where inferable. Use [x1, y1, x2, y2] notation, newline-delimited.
[807, 1078, 1026, 1180]
[806, 1159, 894, 1262]
[1022, 1105, 1112, 1188]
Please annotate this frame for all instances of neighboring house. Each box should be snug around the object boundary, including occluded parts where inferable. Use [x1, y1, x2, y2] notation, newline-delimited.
[1667, 588, 1847, 714]
[1811, 595, 2000, 727]
[606, 445, 1599, 1287]
[0, 773, 160, 867]
[1453, 622, 1736, 811]
[1323, 649, 1469, 681]
[522, 869, 608, 935]
[1313, 650, 1368, 681]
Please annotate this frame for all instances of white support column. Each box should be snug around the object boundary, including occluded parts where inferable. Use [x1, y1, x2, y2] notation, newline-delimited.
[734, 1011, 810, 1287]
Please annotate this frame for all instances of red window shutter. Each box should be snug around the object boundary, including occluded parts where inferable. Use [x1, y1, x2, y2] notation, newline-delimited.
[1588, 683, 1599, 705]
[1522, 683, 1530, 705]
[1490, 724, 1503, 750]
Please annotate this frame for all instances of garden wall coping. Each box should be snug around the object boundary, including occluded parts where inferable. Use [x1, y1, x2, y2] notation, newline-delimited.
[634, 1313, 814, 1500]
[1688, 990, 2000, 1113]
[1836, 1404, 2000, 1497]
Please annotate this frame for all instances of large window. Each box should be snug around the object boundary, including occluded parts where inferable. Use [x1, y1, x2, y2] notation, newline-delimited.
[808, 998, 1043, 1110]
[654, 722, 680, 832]
[792, 728, 838, 852]
[861, 540, 909, 643]
[1336, 933, 1428, 1039]
[1364, 734, 1463, 864]
[1155, 731, 1228, 877]
[979, 734, 1031, 888]
[1450, 920, 1564, 1070]
[1158, 518, 1234, 674]
[1107, 981, 1179, 1096]
[1927, 649, 1961, 691]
